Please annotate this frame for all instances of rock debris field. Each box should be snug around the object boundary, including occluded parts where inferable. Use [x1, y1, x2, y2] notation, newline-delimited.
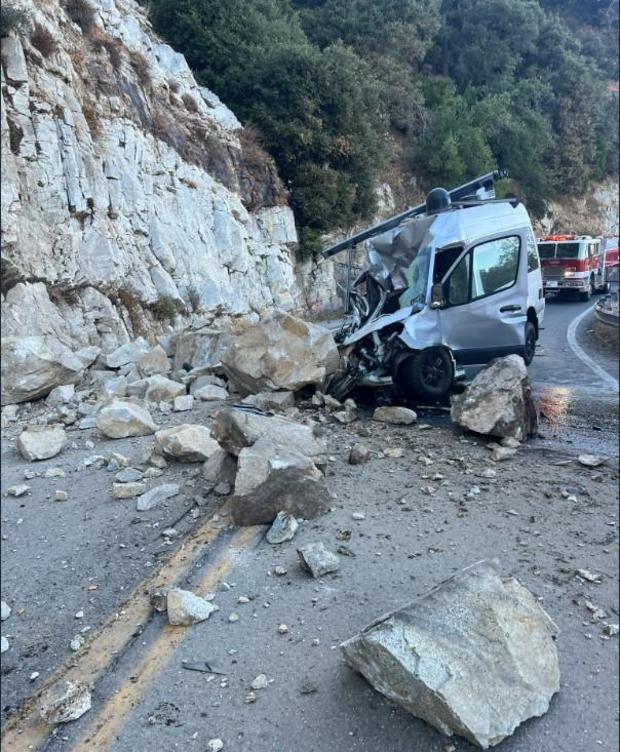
[0, 315, 618, 751]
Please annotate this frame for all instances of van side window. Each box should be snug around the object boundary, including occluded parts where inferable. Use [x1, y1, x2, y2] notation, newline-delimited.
[471, 236, 520, 300]
[447, 254, 470, 305]
[527, 233, 540, 271]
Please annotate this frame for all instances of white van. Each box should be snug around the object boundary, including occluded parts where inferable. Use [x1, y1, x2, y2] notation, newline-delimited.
[322, 171, 545, 401]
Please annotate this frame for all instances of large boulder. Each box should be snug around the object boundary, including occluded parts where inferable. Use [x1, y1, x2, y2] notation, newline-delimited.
[96, 400, 158, 438]
[340, 560, 560, 749]
[211, 407, 329, 525]
[232, 443, 330, 525]
[220, 312, 339, 394]
[1, 336, 84, 405]
[103, 338, 150, 369]
[211, 407, 326, 465]
[450, 355, 537, 440]
[154, 424, 220, 462]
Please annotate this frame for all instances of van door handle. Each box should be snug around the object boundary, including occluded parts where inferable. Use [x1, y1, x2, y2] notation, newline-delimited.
[499, 305, 522, 312]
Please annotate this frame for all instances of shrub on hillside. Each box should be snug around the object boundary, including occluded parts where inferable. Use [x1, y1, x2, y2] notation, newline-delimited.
[0, 4, 29, 37]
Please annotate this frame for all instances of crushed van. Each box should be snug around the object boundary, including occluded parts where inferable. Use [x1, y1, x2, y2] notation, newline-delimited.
[321, 171, 545, 402]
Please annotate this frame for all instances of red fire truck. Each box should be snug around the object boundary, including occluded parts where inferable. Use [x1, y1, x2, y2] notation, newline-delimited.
[537, 234, 619, 300]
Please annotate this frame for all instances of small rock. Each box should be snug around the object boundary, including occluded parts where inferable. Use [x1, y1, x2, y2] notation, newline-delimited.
[242, 391, 295, 412]
[384, 447, 404, 458]
[578, 454, 607, 468]
[278, 624, 289, 634]
[173, 394, 194, 412]
[138, 345, 170, 377]
[114, 467, 144, 483]
[1, 636, 9, 653]
[603, 623, 619, 637]
[299, 678, 319, 695]
[245, 692, 257, 703]
[70, 635, 84, 652]
[54, 490, 69, 502]
[373, 406, 417, 425]
[194, 385, 229, 401]
[491, 446, 517, 462]
[500, 437, 521, 449]
[96, 400, 157, 439]
[17, 425, 67, 461]
[352, 512, 366, 521]
[113, 482, 146, 499]
[576, 569, 602, 583]
[349, 444, 371, 465]
[136, 483, 180, 512]
[207, 740, 224, 752]
[228, 612, 239, 623]
[166, 588, 219, 626]
[154, 424, 220, 462]
[150, 590, 169, 612]
[273, 566, 287, 576]
[297, 542, 340, 578]
[30, 671, 40, 681]
[250, 674, 269, 690]
[7, 484, 30, 497]
[1, 601, 11, 621]
[46, 384, 76, 406]
[39, 680, 91, 724]
[266, 511, 299, 544]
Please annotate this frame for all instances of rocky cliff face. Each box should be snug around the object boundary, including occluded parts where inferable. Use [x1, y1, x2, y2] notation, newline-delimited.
[537, 178, 619, 238]
[1, 0, 301, 351]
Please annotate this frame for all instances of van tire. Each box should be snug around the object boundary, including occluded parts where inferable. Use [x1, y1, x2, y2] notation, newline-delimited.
[523, 322, 537, 366]
[395, 347, 453, 402]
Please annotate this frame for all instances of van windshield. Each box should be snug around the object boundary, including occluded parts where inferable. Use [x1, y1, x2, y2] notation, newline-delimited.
[556, 242, 581, 259]
[537, 243, 556, 259]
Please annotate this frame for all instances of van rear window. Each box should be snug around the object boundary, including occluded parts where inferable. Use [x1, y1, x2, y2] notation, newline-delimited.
[537, 243, 555, 259]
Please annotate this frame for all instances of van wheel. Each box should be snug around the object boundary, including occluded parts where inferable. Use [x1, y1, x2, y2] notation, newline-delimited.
[396, 348, 453, 402]
[524, 322, 537, 366]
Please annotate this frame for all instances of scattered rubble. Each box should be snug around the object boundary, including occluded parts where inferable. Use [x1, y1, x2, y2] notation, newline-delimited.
[451, 355, 537, 440]
[266, 512, 299, 544]
[38, 680, 92, 724]
[297, 542, 340, 578]
[96, 400, 158, 438]
[166, 588, 219, 626]
[17, 425, 67, 461]
[341, 559, 559, 749]
[154, 425, 220, 462]
[220, 312, 339, 394]
[372, 406, 417, 425]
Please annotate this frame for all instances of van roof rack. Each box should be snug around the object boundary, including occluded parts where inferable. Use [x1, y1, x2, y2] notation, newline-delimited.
[321, 169, 509, 260]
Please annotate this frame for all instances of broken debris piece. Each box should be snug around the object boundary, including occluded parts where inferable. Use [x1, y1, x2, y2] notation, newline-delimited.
[297, 542, 340, 578]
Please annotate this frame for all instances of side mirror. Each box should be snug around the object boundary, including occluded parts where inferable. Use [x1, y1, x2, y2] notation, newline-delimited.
[430, 283, 445, 309]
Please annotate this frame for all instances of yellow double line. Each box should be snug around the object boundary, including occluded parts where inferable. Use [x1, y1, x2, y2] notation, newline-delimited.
[1, 509, 262, 752]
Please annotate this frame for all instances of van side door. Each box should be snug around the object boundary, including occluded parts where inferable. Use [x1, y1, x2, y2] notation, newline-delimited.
[437, 233, 529, 365]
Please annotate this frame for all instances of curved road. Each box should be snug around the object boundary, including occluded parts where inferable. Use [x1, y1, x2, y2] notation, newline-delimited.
[528, 294, 619, 456]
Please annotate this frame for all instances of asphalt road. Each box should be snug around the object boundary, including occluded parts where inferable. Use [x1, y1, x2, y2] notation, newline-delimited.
[1, 293, 618, 752]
